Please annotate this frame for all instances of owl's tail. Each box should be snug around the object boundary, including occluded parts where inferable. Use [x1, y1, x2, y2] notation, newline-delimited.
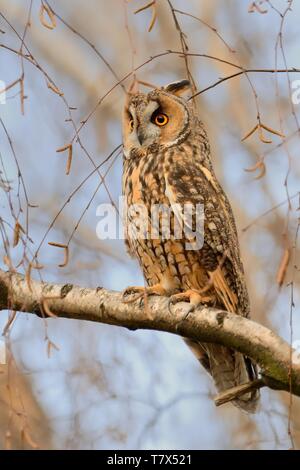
[185, 339, 260, 413]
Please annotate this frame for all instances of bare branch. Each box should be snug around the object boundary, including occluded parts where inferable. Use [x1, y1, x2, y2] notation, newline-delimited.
[0, 269, 299, 401]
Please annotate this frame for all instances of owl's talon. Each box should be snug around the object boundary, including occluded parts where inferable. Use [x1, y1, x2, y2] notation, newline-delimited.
[122, 284, 167, 304]
[122, 286, 145, 303]
[175, 306, 195, 332]
[168, 298, 174, 315]
[168, 290, 213, 310]
[168, 289, 212, 330]
[185, 304, 195, 315]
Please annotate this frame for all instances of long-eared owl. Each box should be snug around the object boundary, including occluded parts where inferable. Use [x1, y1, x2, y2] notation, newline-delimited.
[122, 80, 259, 412]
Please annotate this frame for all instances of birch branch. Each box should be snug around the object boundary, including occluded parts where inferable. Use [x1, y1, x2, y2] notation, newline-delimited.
[0, 268, 299, 399]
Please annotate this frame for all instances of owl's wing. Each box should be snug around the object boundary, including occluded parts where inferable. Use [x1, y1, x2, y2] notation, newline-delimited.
[164, 158, 250, 317]
[165, 155, 259, 412]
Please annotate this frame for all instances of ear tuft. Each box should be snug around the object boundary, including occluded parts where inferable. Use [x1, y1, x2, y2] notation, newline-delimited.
[163, 80, 191, 96]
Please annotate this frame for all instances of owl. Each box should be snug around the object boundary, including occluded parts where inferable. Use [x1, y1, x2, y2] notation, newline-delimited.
[122, 79, 259, 412]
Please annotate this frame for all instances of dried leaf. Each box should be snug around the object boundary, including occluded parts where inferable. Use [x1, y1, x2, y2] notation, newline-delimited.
[3, 255, 10, 267]
[13, 221, 20, 247]
[134, 1, 155, 14]
[48, 241, 66, 248]
[21, 427, 39, 449]
[148, 5, 157, 32]
[3, 310, 17, 336]
[56, 143, 71, 153]
[242, 121, 285, 144]
[244, 160, 266, 179]
[47, 339, 60, 358]
[41, 297, 58, 318]
[134, 1, 157, 32]
[65, 145, 73, 175]
[58, 245, 69, 267]
[47, 81, 64, 96]
[56, 143, 73, 175]
[260, 123, 285, 138]
[276, 248, 290, 287]
[39, 3, 56, 30]
[241, 124, 258, 142]
[258, 126, 272, 144]
[48, 242, 69, 267]
[25, 262, 33, 293]
[248, 2, 268, 14]
[32, 262, 44, 270]
[13, 221, 25, 247]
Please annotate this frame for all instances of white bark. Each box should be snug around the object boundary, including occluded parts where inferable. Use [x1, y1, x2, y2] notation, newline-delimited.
[0, 268, 299, 398]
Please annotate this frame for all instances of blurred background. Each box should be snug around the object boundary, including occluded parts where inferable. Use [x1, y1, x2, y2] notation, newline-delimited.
[0, 0, 299, 449]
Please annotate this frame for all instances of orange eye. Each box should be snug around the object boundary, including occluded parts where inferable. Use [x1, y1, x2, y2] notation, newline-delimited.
[129, 119, 134, 131]
[153, 113, 169, 126]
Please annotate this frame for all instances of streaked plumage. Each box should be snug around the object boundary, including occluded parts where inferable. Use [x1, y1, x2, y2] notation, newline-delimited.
[122, 80, 259, 412]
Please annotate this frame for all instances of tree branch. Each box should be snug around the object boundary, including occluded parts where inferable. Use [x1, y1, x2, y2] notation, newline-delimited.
[0, 268, 299, 400]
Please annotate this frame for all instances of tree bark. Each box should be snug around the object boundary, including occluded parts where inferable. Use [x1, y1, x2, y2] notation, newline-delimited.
[0, 268, 299, 399]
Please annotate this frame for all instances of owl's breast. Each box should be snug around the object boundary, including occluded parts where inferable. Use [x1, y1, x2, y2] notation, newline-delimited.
[123, 151, 166, 206]
[122, 151, 211, 293]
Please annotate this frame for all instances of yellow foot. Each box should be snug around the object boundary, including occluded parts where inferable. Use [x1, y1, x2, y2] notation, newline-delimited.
[122, 284, 166, 303]
[168, 289, 213, 308]
[168, 290, 214, 328]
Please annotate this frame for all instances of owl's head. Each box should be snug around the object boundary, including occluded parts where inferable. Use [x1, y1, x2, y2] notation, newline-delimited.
[123, 80, 194, 158]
